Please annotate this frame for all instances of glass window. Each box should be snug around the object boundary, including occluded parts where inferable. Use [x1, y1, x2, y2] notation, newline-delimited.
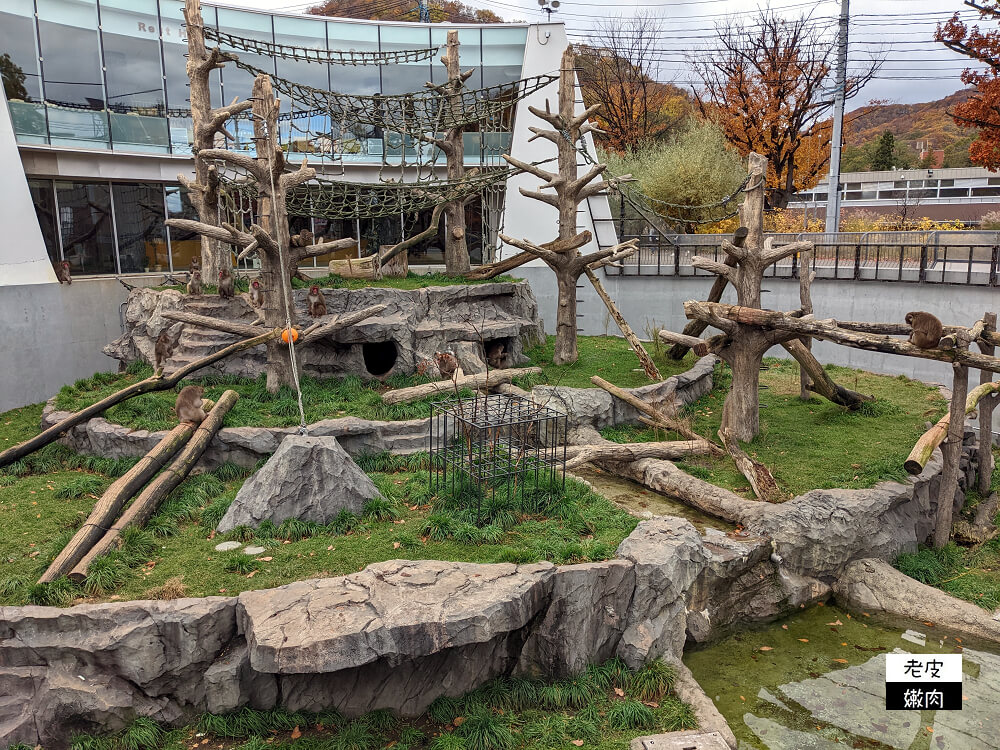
[28, 179, 60, 262]
[273, 15, 330, 159]
[326, 21, 380, 161]
[972, 186, 1000, 197]
[165, 184, 200, 270]
[37, 0, 108, 147]
[940, 187, 970, 198]
[217, 8, 273, 154]
[0, 0, 46, 142]
[101, 0, 168, 152]
[989, 177, 1000, 186]
[877, 189, 905, 199]
[481, 27, 525, 88]
[160, 0, 219, 154]
[113, 183, 167, 273]
[844, 182, 861, 191]
[380, 26, 432, 96]
[311, 218, 357, 264]
[939, 179, 955, 187]
[431, 27, 481, 89]
[56, 181, 116, 275]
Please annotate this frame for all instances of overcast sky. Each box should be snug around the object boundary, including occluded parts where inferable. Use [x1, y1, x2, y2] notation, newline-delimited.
[213, 0, 985, 110]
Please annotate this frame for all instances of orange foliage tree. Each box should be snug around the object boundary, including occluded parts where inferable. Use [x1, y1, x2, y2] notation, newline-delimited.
[308, 0, 502, 22]
[693, 11, 878, 208]
[937, 1, 1000, 168]
[576, 14, 690, 152]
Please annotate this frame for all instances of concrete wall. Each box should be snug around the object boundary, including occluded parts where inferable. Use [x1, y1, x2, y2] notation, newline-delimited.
[0, 280, 129, 412]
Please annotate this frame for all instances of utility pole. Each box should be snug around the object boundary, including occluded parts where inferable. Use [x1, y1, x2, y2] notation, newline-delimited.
[824, 0, 849, 234]
[417, 0, 430, 23]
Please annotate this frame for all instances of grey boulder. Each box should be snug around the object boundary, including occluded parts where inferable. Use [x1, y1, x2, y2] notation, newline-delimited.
[217, 435, 380, 532]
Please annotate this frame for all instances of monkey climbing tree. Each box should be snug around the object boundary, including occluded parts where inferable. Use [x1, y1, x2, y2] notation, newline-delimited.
[500, 48, 640, 365]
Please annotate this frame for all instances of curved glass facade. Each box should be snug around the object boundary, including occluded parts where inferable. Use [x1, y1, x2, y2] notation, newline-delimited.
[0, 0, 527, 159]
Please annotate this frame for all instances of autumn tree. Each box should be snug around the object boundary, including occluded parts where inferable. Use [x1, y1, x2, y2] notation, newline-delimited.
[693, 10, 879, 208]
[937, 1, 1000, 169]
[576, 14, 689, 152]
[308, 0, 502, 23]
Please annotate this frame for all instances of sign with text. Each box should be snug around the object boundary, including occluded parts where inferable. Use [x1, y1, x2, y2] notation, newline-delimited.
[885, 654, 963, 710]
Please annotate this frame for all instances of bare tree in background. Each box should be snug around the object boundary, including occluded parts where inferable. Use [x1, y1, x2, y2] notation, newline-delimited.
[577, 14, 686, 152]
[693, 11, 881, 209]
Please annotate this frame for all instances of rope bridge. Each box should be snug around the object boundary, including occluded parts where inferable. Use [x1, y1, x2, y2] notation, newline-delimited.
[200, 25, 441, 66]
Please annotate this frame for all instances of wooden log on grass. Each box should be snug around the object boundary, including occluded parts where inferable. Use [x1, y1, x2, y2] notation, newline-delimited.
[583, 267, 661, 381]
[781, 338, 874, 410]
[68, 390, 239, 582]
[381, 367, 543, 405]
[904, 380, 1000, 474]
[0, 330, 277, 470]
[718, 427, 783, 503]
[565, 440, 716, 469]
[589, 375, 724, 455]
[38, 422, 196, 583]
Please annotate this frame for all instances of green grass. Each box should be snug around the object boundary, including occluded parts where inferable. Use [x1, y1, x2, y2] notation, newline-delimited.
[68, 658, 695, 750]
[50, 336, 690, 432]
[600, 358, 946, 499]
[0, 450, 636, 605]
[896, 538, 1000, 611]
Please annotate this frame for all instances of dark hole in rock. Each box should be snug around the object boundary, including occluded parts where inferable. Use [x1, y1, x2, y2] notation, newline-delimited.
[363, 341, 398, 376]
[484, 338, 512, 369]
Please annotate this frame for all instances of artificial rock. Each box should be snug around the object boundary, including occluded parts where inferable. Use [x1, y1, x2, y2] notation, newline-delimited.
[216, 435, 379, 532]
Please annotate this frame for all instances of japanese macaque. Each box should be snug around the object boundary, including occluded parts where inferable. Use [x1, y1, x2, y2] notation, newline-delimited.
[54, 260, 72, 285]
[435, 350, 463, 381]
[189, 256, 201, 272]
[290, 228, 314, 248]
[905, 311, 944, 349]
[187, 270, 203, 295]
[218, 268, 235, 300]
[485, 341, 506, 369]
[416, 358, 436, 377]
[307, 285, 327, 317]
[153, 325, 183, 375]
[175, 385, 209, 424]
[248, 278, 264, 309]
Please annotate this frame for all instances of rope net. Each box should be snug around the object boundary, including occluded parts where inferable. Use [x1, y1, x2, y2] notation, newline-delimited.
[234, 59, 556, 133]
[201, 25, 440, 66]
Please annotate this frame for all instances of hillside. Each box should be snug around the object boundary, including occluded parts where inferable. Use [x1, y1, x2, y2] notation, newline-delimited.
[845, 89, 972, 151]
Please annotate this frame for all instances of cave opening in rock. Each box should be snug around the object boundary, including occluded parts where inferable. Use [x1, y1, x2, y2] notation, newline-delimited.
[363, 341, 398, 377]
[483, 337, 512, 369]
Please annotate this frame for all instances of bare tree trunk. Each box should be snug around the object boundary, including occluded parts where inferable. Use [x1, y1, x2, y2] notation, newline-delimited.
[722, 340, 763, 442]
[979, 312, 997, 496]
[935, 363, 970, 548]
[554, 268, 579, 365]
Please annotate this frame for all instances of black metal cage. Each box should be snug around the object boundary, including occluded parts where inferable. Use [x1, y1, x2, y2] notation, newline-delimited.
[429, 393, 568, 517]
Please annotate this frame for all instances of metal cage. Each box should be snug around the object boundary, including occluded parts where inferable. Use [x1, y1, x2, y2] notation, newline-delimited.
[429, 393, 568, 518]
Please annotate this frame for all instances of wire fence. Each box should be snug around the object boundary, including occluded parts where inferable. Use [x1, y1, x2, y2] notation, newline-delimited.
[602, 230, 1000, 286]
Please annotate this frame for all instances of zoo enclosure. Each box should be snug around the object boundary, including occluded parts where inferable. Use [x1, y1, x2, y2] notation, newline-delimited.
[602, 230, 1000, 286]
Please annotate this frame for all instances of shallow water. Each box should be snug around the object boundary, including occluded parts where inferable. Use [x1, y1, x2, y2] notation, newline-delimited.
[685, 603, 1000, 750]
[572, 465, 733, 532]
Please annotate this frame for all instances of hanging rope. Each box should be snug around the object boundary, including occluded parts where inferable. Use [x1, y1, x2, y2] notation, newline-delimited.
[200, 25, 441, 66]
[259, 118, 307, 433]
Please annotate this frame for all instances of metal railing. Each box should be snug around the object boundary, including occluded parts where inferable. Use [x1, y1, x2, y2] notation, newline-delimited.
[603, 230, 1000, 286]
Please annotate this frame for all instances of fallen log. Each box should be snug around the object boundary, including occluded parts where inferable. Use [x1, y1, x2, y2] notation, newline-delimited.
[160, 311, 265, 338]
[381, 367, 543, 405]
[684, 301, 1000, 374]
[590, 375, 724, 455]
[68, 390, 239, 582]
[564, 439, 716, 470]
[781, 338, 873, 410]
[718, 428, 783, 503]
[583, 267, 661, 381]
[973, 492, 1000, 529]
[0, 330, 278, 470]
[905, 381, 1000, 474]
[38, 422, 196, 583]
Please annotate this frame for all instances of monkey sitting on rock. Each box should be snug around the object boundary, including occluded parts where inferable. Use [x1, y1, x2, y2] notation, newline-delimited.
[153, 325, 183, 376]
[307, 285, 327, 317]
[905, 311, 944, 349]
[435, 350, 463, 382]
[485, 341, 506, 369]
[218, 268, 235, 300]
[186, 270, 203, 295]
[175, 385, 213, 425]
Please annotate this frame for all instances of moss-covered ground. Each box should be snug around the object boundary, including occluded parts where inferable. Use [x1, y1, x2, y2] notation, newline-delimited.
[159, 271, 521, 294]
[42, 658, 694, 750]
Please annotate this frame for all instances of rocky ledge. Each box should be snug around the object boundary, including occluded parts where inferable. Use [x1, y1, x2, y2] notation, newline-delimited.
[40, 356, 717, 470]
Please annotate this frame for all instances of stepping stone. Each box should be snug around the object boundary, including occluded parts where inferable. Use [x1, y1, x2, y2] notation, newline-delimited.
[214, 541, 242, 552]
[244, 546, 266, 556]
